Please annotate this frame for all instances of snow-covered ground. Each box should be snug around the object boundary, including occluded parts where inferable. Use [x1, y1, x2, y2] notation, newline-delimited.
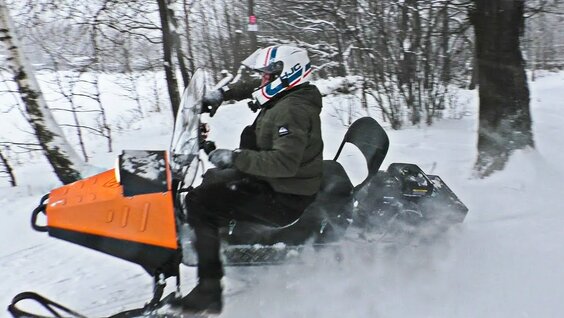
[1, 71, 564, 317]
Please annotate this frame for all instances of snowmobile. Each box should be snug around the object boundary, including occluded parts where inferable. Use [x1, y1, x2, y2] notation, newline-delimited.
[8, 69, 468, 317]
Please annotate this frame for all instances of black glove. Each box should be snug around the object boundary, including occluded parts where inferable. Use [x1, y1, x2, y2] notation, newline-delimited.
[201, 140, 216, 155]
[202, 89, 224, 117]
[208, 149, 235, 169]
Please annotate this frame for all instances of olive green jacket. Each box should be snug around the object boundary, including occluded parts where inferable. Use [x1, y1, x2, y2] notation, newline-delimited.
[227, 83, 324, 195]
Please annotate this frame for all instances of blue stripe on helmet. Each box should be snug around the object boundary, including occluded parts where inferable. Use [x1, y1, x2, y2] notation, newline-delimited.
[270, 46, 278, 63]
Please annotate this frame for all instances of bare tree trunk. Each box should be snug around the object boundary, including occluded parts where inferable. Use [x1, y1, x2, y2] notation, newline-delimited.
[92, 74, 113, 152]
[471, 0, 534, 178]
[201, 8, 218, 79]
[168, 5, 189, 88]
[468, 45, 478, 90]
[90, 28, 113, 152]
[0, 1, 84, 184]
[224, 0, 238, 68]
[212, 1, 230, 73]
[248, 0, 257, 51]
[441, 1, 451, 84]
[182, 0, 196, 76]
[48, 59, 90, 162]
[233, 30, 243, 74]
[157, 0, 181, 119]
[120, 40, 144, 117]
[0, 149, 16, 186]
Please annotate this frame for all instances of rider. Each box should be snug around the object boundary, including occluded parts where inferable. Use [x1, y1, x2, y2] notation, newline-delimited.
[175, 45, 324, 313]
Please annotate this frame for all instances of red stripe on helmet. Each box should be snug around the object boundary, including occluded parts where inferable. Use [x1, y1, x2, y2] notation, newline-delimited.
[260, 86, 270, 100]
[263, 47, 272, 67]
[287, 68, 312, 89]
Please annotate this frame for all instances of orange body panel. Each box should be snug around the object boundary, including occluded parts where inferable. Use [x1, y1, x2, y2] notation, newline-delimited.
[46, 169, 178, 249]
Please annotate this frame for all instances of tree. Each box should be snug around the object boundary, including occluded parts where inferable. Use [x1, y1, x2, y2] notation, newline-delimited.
[470, 0, 534, 177]
[0, 147, 16, 186]
[524, 0, 564, 80]
[0, 0, 85, 184]
[157, 0, 181, 119]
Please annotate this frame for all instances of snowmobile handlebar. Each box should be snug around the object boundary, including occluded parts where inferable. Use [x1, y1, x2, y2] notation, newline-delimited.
[31, 194, 49, 233]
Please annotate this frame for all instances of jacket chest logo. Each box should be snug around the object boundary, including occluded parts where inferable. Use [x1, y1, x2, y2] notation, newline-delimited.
[278, 125, 290, 137]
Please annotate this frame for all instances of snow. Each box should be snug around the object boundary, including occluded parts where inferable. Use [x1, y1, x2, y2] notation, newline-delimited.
[120, 150, 166, 182]
[1, 71, 564, 317]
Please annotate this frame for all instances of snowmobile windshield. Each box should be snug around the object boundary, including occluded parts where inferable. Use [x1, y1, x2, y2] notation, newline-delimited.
[241, 48, 263, 71]
[170, 69, 207, 182]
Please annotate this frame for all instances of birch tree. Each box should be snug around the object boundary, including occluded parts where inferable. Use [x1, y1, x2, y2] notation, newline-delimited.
[0, 0, 86, 184]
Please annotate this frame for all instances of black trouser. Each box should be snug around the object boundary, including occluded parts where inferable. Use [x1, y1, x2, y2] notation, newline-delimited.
[185, 168, 315, 280]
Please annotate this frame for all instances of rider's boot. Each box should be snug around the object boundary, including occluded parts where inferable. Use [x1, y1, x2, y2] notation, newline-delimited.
[173, 278, 223, 314]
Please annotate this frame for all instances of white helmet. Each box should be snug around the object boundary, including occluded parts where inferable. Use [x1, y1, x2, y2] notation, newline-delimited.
[242, 45, 313, 106]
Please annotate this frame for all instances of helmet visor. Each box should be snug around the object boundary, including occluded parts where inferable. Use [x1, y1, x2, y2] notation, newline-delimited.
[241, 47, 283, 74]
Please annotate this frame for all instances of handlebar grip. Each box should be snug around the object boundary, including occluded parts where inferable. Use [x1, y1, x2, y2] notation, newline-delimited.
[201, 141, 216, 155]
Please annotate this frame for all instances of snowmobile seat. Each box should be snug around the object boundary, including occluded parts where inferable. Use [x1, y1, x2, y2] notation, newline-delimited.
[223, 158, 353, 246]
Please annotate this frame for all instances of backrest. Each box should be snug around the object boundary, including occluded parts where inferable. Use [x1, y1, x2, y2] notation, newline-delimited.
[333, 117, 390, 191]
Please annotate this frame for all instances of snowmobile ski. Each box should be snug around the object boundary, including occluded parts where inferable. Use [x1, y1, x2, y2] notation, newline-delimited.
[8, 285, 212, 318]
